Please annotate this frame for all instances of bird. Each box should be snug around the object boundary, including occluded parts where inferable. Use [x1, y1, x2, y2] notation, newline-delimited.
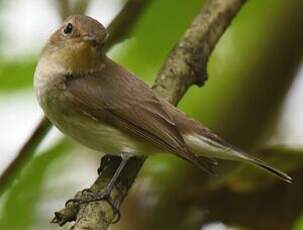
[34, 15, 292, 201]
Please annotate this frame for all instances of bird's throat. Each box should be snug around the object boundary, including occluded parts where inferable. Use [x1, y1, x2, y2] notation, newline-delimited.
[45, 41, 105, 75]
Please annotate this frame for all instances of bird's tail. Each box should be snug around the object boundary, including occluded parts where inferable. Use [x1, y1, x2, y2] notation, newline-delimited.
[183, 134, 292, 183]
[237, 151, 292, 183]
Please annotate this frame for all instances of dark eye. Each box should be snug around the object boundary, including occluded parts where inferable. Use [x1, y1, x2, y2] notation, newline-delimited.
[63, 23, 73, 35]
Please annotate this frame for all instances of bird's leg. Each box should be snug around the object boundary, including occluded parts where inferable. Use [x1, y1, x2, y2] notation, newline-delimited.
[66, 155, 120, 205]
[101, 154, 130, 196]
[65, 154, 131, 223]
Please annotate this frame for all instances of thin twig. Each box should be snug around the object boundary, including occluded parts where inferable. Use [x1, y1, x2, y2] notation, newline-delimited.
[53, 0, 247, 229]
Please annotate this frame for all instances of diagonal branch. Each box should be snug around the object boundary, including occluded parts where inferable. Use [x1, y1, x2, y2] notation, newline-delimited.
[0, 117, 51, 196]
[105, 0, 152, 51]
[52, 0, 247, 229]
[153, 0, 246, 104]
[0, 0, 151, 197]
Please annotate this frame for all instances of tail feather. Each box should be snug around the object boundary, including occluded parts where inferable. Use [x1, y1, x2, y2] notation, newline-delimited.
[221, 143, 293, 183]
[183, 133, 292, 183]
[230, 146, 292, 183]
[245, 155, 292, 183]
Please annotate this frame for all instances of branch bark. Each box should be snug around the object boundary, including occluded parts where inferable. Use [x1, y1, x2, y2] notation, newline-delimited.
[52, 0, 247, 229]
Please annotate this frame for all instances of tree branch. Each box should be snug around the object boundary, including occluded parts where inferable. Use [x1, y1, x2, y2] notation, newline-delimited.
[52, 0, 247, 229]
[153, 0, 246, 104]
[104, 0, 152, 51]
[0, 117, 51, 196]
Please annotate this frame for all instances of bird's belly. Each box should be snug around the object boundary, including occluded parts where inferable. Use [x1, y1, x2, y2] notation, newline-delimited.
[72, 118, 152, 155]
[48, 105, 158, 156]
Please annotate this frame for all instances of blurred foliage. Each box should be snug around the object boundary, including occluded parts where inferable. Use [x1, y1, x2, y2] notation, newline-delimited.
[0, 140, 72, 230]
[0, 60, 36, 91]
[110, 0, 203, 79]
[295, 217, 303, 230]
[0, 0, 302, 229]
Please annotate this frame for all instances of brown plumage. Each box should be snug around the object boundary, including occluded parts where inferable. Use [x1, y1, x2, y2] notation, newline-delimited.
[34, 15, 292, 183]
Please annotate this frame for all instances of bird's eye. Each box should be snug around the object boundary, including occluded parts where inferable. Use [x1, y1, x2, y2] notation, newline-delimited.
[63, 23, 73, 35]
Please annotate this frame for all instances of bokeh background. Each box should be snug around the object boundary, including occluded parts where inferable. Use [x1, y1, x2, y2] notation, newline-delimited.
[0, 0, 303, 229]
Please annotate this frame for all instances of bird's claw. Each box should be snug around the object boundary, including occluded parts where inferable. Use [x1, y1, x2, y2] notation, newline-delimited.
[64, 189, 121, 224]
[64, 188, 94, 207]
[83, 190, 120, 224]
[65, 198, 81, 207]
[81, 188, 94, 197]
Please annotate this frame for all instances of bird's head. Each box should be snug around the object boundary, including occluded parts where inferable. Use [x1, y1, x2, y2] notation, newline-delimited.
[41, 15, 108, 74]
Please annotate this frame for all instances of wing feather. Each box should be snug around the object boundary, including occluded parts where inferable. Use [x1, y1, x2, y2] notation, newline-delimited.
[64, 58, 215, 174]
[65, 65, 189, 155]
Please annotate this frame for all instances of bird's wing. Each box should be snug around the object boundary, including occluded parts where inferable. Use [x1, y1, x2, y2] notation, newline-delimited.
[64, 64, 189, 156]
[64, 59, 217, 173]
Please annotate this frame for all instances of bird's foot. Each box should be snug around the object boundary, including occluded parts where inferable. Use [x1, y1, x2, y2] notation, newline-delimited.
[64, 154, 131, 224]
[65, 188, 120, 223]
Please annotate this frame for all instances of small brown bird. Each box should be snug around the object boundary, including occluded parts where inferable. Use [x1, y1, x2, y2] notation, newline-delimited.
[34, 15, 292, 195]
